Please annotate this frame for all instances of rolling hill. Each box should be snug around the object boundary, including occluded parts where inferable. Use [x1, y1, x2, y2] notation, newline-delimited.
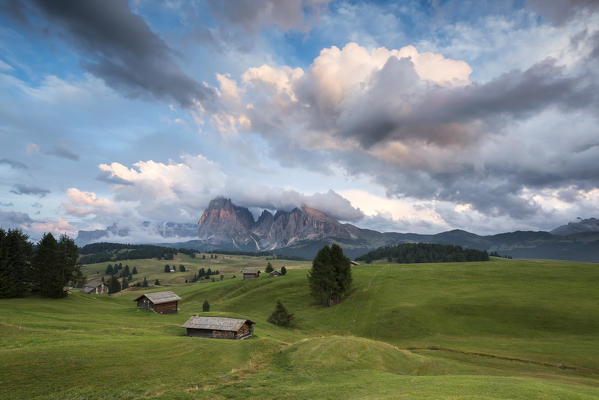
[2, 257, 599, 399]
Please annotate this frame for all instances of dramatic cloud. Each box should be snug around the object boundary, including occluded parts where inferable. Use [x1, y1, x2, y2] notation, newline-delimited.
[0, 210, 75, 237]
[209, 40, 599, 220]
[10, 184, 50, 197]
[10, 0, 215, 109]
[0, 158, 27, 169]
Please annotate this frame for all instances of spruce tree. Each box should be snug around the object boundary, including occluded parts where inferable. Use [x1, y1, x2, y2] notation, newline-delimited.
[280, 266, 287, 275]
[105, 264, 114, 275]
[154, 278, 160, 286]
[308, 244, 352, 306]
[142, 276, 148, 287]
[265, 262, 274, 273]
[202, 299, 210, 312]
[164, 264, 170, 273]
[268, 300, 293, 327]
[108, 275, 121, 293]
[0, 229, 32, 298]
[132, 266, 138, 274]
[33, 233, 64, 298]
[121, 277, 128, 290]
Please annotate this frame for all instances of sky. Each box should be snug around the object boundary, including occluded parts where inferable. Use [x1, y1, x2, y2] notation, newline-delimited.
[0, 0, 598, 241]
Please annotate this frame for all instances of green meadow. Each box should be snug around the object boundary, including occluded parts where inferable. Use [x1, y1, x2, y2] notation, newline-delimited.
[1, 257, 599, 399]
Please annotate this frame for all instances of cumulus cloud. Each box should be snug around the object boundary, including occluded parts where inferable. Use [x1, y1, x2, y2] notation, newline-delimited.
[9, 0, 215, 109]
[10, 184, 50, 197]
[208, 40, 599, 220]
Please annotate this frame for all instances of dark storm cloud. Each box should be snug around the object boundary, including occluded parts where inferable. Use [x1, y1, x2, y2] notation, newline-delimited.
[0, 210, 34, 226]
[10, 184, 50, 197]
[0, 158, 27, 169]
[10, 0, 215, 109]
[528, 0, 599, 26]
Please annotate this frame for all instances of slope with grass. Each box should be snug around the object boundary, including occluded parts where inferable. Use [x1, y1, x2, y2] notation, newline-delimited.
[1, 258, 599, 399]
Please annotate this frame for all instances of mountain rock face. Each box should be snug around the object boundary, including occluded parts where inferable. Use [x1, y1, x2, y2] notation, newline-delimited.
[196, 197, 378, 251]
[551, 218, 599, 235]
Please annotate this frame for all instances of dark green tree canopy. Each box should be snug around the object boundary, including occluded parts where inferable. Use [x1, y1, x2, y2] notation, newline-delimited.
[308, 244, 352, 306]
[268, 300, 293, 327]
[202, 299, 210, 312]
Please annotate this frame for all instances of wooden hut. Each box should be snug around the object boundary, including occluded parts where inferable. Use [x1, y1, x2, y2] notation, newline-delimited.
[269, 270, 282, 277]
[134, 291, 181, 314]
[182, 316, 255, 339]
[81, 281, 109, 294]
[242, 270, 260, 280]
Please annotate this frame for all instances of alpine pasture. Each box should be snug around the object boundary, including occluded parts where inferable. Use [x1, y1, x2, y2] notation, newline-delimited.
[1, 256, 599, 399]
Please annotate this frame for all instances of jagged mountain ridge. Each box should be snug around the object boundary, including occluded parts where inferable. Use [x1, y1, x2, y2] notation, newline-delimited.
[196, 197, 374, 251]
[551, 218, 599, 236]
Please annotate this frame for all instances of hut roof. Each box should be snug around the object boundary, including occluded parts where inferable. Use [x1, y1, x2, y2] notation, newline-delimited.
[182, 316, 254, 332]
[84, 281, 104, 288]
[134, 291, 181, 304]
[242, 270, 260, 274]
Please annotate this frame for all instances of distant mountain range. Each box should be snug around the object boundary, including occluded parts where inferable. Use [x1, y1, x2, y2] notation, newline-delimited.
[76, 199, 599, 261]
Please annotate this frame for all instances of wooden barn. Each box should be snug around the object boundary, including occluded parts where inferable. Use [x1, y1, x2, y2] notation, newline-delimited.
[269, 270, 282, 277]
[81, 281, 109, 294]
[182, 316, 255, 339]
[134, 291, 181, 314]
[242, 270, 260, 280]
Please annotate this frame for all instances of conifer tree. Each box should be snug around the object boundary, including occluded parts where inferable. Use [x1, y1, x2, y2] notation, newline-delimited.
[164, 264, 170, 273]
[154, 278, 160, 286]
[108, 275, 121, 294]
[202, 299, 210, 312]
[105, 264, 114, 275]
[265, 262, 274, 273]
[121, 277, 128, 290]
[280, 266, 287, 275]
[142, 276, 148, 287]
[308, 244, 352, 306]
[132, 266, 138, 274]
[0, 229, 32, 298]
[268, 300, 293, 327]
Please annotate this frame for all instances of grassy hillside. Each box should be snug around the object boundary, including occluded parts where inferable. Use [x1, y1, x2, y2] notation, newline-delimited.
[82, 252, 310, 286]
[2, 258, 599, 399]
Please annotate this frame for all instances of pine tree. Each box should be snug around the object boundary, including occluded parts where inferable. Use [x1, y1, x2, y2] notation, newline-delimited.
[108, 275, 121, 294]
[105, 264, 114, 275]
[268, 300, 293, 327]
[154, 278, 160, 286]
[142, 276, 148, 287]
[280, 266, 287, 275]
[179, 264, 185, 272]
[132, 266, 138, 275]
[164, 264, 170, 273]
[0, 229, 32, 298]
[308, 244, 352, 306]
[121, 277, 128, 289]
[202, 299, 210, 312]
[33, 233, 64, 298]
[265, 262, 274, 273]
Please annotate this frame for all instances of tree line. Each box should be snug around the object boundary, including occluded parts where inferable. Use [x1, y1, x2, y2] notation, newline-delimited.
[0, 229, 84, 299]
[356, 243, 490, 264]
[78, 242, 177, 264]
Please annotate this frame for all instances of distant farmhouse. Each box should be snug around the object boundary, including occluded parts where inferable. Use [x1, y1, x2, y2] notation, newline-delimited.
[134, 291, 181, 314]
[81, 281, 109, 295]
[269, 270, 282, 277]
[350, 260, 360, 266]
[242, 270, 260, 280]
[182, 316, 255, 339]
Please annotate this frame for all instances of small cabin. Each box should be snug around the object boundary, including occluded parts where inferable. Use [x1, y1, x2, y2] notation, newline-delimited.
[182, 316, 255, 339]
[81, 281, 109, 294]
[242, 270, 260, 280]
[269, 270, 282, 277]
[350, 260, 360, 266]
[134, 291, 181, 314]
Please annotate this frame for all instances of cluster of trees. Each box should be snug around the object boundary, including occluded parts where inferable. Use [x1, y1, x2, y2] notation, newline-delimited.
[105, 263, 137, 278]
[308, 244, 352, 307]
[0, 230, 84, 299]
[190, 267, 220, 282]
[489, 251, 513, 259]
[79, 243, 176, 264]
[356, 243, 490, 264]
[177, 248, 196, 258]
[164, 264, 187, 273]
[265, 262, 287, 275]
